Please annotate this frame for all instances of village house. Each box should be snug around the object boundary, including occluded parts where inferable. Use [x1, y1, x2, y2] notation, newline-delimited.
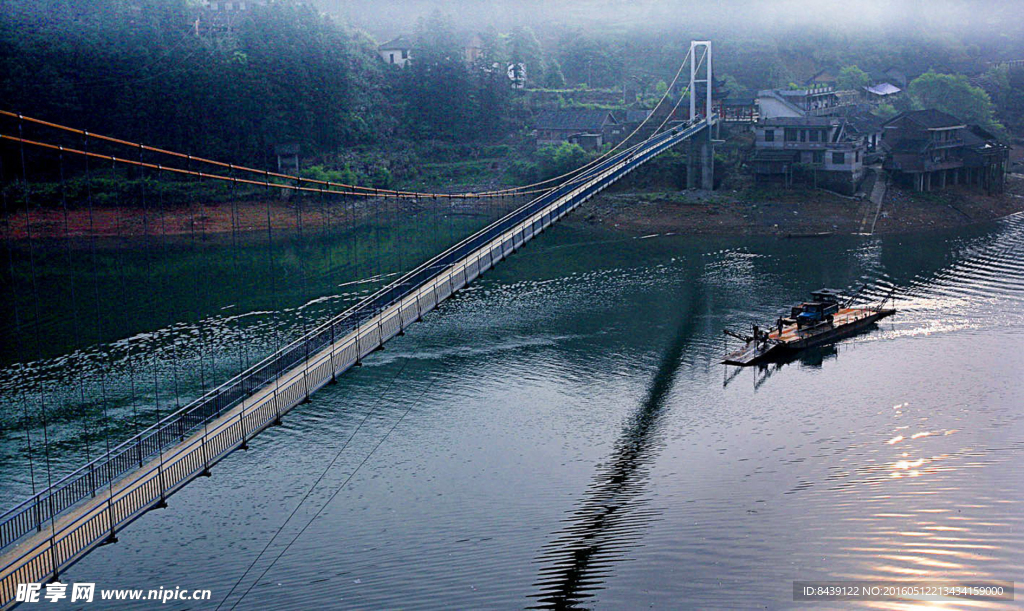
[378, 35, 413, 67]
[756, 85, 859, 120]
[463, 33, 484, 64]
[843, 109, 885, 155]
[715, 96, 758, 123]
[613, 109, 652, 136]
[882, 109, 1009, 193]
[534, 110, 622, 151]
[196, 0, 265, 35]
[377, 32, 487, 68]
[862, 82, 902, 103]
[804, 68, 838, 87]
[750, 115, 869, 194]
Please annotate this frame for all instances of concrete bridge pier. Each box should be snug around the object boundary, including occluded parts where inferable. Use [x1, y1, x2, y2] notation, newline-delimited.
[686, 133, 715, 190]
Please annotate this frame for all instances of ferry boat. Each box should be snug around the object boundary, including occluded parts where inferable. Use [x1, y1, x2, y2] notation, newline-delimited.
[722, 288, 896, 367]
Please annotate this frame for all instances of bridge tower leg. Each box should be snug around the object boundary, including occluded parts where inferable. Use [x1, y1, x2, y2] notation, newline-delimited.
[687, 40, 715, 191]
[701, 136, 714, 191]
[686, 136, 715, 191]
[687, 139, 699, 190]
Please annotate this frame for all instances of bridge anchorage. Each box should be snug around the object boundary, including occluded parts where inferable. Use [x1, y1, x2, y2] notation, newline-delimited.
[0, 42, 716, 609]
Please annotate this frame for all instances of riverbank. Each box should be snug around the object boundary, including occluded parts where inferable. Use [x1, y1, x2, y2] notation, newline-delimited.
[576, 175, 1024, 236]
[5, 175, 1023, 242]
[0, 195, 509, 241]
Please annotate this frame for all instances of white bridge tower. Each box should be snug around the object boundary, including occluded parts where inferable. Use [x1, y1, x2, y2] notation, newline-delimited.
[688, 40, 713, 122]
[687, 40, 715, 190]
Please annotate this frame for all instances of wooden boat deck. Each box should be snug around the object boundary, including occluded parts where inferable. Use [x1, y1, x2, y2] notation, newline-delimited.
[723, 307, 890, 366]
[767, 307, 879, 345]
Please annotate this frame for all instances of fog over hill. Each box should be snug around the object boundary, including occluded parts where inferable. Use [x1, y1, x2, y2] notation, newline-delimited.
[322, 0, 1024, 45]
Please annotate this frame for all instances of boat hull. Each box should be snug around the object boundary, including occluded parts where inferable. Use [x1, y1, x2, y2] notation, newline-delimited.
[723, 308, 895, 367]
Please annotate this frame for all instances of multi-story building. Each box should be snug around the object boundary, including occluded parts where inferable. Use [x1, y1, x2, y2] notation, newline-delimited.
[534, 110, 623, 151]
[882, 109, 1009, 193]
[756, 85, 859, 120]
[750, 116, 869, 194]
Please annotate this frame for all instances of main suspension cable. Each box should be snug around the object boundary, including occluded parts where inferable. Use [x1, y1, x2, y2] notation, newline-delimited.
[0, 44, 701, 200]
[474, 45, 699, 196]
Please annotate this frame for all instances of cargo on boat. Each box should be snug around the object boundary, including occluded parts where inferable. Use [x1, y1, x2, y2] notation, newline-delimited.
[722, 288, 896, 366]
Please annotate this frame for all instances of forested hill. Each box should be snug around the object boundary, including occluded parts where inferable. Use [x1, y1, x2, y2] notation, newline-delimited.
[0, 0, 390, 164]
[4, 0, 1024, 170]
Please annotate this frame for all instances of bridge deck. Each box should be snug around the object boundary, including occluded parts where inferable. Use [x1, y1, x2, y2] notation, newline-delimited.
[0, 118, 712, 609]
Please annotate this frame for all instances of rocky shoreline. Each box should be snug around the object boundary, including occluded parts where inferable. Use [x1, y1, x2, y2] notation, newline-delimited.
[5, 176, 1023, 243]
[576, 175, 1024, 236]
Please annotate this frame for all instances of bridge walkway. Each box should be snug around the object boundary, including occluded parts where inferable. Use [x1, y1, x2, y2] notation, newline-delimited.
[0, 118, 713, 609]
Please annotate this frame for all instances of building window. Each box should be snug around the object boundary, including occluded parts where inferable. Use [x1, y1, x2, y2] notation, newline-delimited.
[813, 151, 824, 164]
[799, 130, 807, 142]
[856, 151, 860, 163]
[785, 128, 797, 142]
[764, 130, 774, 142]
[809, 130, 819, 142]
[389, 53, 395, 64]
[832, 152, 845, 165]
[402, 49, 409, 59]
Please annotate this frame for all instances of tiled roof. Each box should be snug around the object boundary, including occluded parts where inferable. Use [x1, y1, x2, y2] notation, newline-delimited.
[379, 35, 413, 51]
[895, 109, 965, 129]
[844, 111, 884, 136]
[618, 110, 651, 123]
[864, 83, 901, 96]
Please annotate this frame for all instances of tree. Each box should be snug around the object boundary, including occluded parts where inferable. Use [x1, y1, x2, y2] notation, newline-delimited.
[403, 11, 475, 140]
[543, 58, 566, 89]
[0, 0, 388, 162]
[558, 32, 622, 88]
[837, 65, 870, 91]
[508, 26, 544, 87]
[983, 64, 1024, 134]
[874, 103, 900, 121]
[719, 73, 747, 98]
[536, 142, 591, 180]
[907, 70, 1004, 135]
[476, 25, 507, 69]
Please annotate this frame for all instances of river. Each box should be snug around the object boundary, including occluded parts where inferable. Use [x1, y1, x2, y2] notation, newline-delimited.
[2, 211, 1023, 609]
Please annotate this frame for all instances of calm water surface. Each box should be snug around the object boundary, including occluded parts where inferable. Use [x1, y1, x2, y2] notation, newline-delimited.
[3, 212, 1024, 610]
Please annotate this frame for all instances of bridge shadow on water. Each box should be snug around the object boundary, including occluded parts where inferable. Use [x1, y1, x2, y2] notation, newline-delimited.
[528, 279, 703, 610]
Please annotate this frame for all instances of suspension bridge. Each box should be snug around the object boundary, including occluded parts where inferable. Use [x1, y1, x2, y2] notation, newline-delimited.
[0, 41, 716, 608]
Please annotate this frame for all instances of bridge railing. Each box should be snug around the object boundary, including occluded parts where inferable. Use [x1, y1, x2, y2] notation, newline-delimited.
[0, 119, 708, 554]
